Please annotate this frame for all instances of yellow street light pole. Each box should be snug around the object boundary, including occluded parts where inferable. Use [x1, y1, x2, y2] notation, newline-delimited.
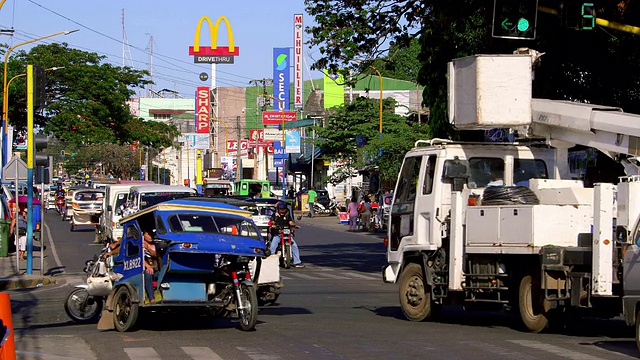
[211, 119, 229, 155]
[6, 66, 64, 91]
[2, 30, 78, 167]
[369, 64, 383, 137]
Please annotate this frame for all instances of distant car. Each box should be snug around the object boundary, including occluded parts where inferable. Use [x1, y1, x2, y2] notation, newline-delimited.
[315, 190, 330, 207]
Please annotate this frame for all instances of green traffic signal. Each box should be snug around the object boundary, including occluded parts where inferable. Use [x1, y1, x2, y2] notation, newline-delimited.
[517, 18, 530, 32]
[492, 0, 538, 40]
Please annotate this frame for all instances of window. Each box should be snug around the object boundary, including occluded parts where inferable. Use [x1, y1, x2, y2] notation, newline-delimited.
[513, 159, 548, 186]
[167, 214, 261, 239]
[395, 156, 422, 203]
[423, 155, 436, 195]
[468, 158, 505, 188]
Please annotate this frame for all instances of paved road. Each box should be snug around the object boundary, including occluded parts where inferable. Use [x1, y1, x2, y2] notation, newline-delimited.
[5, 213, 640, 359]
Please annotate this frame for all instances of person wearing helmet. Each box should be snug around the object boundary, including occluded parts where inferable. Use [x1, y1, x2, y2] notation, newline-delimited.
[268, 200, 304, 268]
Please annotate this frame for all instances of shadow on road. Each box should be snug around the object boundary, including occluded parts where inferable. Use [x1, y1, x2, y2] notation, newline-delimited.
[301, 242, 386, 274]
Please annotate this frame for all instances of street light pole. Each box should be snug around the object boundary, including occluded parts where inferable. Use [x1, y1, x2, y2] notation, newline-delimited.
[2, 29, 78, 168]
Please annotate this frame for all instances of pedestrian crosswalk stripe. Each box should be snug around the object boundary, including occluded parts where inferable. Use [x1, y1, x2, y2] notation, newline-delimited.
[314, 272, 350, 279]
[182, 347, 223, 360]
[343, 272, 380, 280]
[236, 346, 282, 359]
[508, 340, 605, 360]
[124, 347, 160, 360]
[280, 271, 380, 281]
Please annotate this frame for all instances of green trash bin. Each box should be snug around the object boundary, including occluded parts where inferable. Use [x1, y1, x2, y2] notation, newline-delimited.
[0, 219, 10, 257]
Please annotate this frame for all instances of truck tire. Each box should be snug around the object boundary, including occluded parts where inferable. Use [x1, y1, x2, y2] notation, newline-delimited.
[518, 271, 550, 333]
[398, 263, 434, 321]
[636, 308, 640, 353]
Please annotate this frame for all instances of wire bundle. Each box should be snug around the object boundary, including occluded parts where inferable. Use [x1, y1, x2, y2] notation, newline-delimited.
[481, 186, 540, 205]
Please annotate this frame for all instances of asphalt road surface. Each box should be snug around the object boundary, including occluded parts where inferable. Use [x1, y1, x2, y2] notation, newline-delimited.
[6, 212, 640, 359]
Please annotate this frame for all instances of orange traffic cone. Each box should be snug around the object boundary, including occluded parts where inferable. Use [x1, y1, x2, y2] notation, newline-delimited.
[0, 292, 15, 360]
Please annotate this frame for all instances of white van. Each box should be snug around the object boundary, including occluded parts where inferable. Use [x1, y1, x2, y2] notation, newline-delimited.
[100, 184, 134, 243]
[124, 185, 197, 215]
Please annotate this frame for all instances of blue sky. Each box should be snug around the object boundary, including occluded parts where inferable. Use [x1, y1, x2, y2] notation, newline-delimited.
[0, 0, 324, 98]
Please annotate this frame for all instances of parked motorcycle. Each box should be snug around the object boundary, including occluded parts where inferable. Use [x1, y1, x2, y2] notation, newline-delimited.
[64, 245, 113, 323]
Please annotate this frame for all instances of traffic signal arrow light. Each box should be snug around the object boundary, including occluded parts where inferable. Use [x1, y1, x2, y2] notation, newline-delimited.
[492, 0, 539, 40]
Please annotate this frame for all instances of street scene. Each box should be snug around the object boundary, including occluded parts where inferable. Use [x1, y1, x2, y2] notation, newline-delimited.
[0, 0, 639, 360]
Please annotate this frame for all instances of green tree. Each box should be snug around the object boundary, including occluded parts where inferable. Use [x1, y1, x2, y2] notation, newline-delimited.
[4, 43, 178, 147]
[306, 1, 640, 138]
[315, 96, 427, 182]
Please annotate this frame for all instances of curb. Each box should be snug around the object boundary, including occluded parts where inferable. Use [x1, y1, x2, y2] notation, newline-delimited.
[0, 276, 57, 290]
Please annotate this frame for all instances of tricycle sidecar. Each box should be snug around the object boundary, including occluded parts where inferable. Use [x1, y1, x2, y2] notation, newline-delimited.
[97, 198, 267, 332]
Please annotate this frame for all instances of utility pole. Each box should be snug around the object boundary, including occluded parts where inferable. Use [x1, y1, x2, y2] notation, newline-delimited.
[249, 78, 273, 181]
[236, 115, 242, 181]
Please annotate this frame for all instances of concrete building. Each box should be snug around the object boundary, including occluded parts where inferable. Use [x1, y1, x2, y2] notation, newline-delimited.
[128, 76, 425, 195]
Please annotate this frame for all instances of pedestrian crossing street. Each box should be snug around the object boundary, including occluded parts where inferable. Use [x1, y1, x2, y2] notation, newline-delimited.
[101, 339, 638, 359]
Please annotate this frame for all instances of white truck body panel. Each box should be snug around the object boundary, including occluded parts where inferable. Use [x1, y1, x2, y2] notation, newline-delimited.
[592, 184, 615, 296]
[465, 204, 592, 250]
[448, 54, 532, 129]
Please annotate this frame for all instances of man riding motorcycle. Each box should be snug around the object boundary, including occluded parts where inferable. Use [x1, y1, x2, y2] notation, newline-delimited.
[268, 201, 305, 268]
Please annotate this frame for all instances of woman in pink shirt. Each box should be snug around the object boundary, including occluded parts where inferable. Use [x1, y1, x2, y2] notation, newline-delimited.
[347, 196, 359, 232]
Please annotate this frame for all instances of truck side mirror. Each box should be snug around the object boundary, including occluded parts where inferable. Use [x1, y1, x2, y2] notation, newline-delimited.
[443, 157, 469, 192]
[616, 225, 629, 244]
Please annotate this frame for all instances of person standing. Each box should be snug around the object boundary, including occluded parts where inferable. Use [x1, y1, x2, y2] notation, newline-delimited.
[307, 187, 318, 218]
[347, 195, 359, 232]
[287, 185, 295, 217]
[360, 196, 373, 232]
[10, 207, 27, 260]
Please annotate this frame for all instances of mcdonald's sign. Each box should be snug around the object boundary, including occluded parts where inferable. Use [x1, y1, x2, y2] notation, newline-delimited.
[188, 15, 240, 64]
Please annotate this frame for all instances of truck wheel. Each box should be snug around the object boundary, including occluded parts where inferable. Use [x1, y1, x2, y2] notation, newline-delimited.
[398, 263, 434, 321]
[636, 309, 640, 353]
[518, 271, 550, 333]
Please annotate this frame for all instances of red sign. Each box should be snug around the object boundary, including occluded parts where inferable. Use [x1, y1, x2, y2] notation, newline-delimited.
[249, 129, 263, 142]
[195, 87, 210, 133]
[226, 139, 249, 157]
[188, 16, 240, 57]
[262, 111, 297, 125]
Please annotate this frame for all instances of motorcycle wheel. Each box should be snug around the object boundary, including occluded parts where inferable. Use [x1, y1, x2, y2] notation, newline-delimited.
[282, 244, 292, 269]
[113, 286, 139, 332]
[64, 288, 103, 323]
[237, 283, 258, 331]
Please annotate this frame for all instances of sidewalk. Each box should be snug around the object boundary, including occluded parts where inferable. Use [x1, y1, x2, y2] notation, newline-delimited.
[0, 243, 57, 290]
[296, 213, 385, 235]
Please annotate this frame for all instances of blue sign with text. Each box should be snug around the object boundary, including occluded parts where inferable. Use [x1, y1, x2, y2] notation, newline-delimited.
[273, 48, 290, 111]
[273, 141, 287, 159]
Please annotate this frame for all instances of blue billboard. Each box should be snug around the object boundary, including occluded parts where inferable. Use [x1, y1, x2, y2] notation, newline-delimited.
[273, 48, 290, 111]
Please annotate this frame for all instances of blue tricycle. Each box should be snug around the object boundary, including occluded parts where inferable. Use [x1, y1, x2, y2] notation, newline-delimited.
[96, 198, 267, 332]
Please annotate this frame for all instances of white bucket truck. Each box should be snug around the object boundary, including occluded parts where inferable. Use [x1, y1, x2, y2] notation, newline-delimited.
[382, 54, 640, 349]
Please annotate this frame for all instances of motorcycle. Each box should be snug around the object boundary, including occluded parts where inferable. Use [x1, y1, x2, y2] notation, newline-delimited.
[273, 225, 296, 269]
[327, 197, 340, 216]
[64, 245, 113, 323]
[55, 196, 65, 216]
[312, 202, 332, 216]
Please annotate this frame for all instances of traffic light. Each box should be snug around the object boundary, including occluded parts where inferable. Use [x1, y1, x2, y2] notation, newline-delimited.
[34, 135, 50, 183]
[562, 1, 596, 30]
[33, 65, 46, 109]
[492, 0, 539, 40]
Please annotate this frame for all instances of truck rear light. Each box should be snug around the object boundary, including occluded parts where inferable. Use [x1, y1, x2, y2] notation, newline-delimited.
[383, 237, 389, 248]
[468, 194, 479, 206]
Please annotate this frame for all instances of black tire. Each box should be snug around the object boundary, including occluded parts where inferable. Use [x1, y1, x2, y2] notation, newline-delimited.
[113, 286, 139, 332]
[398, 263, 434, 321]
[518, 271, 550, 333]
[635, 308, 640, 354]
[64, 288, 103, 323]
[282, 244, 292, 269]
[237, 283, 258, 331]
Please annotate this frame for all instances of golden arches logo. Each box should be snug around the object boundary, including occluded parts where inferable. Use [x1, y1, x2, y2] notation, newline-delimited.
[189, 15, 240, 56]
